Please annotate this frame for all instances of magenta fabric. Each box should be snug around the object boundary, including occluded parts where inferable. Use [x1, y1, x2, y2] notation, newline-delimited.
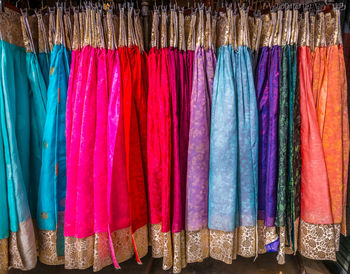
[65, 46, 95, 237]
[168, 47, 182, 233]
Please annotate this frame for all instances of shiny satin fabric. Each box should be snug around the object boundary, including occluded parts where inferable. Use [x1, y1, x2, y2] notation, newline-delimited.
[38, 52, 50, 88]
[209, 45, 258, 231]
[65, 45, 98, 238]
[26, 51, 47, 218]
[147, 46, 172, 232]
[106, 49, 130, 233]
[186, 47, 216, 232]
[119, 46, 148, 237]
[38, 44, 71, 256]
[0, 39, 37, 270]
[168, 47, 183, 233]
[256, 45, 280, 228]
[178, 49, 194, 232]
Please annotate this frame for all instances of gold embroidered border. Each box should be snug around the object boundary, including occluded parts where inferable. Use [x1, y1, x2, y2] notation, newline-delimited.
[65, 225, 147, 272]
[0, 8, 24, 48]
[38, 230, 64, 265]
[209, 226, 256, 265]
[298, 219, 338, 261]
[0, 238, 8, 271]
[149, 223, 186, 273]
[186, 228, 209, 263]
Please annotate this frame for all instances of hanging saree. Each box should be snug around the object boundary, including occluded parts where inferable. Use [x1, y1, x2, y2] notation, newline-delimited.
[275, 9, 301, 261]
[20, 11, 48, 219]
[37, 6, 71, 264]
[0, 7, 36, 271]
[119, 6, 148, 262]
[208, 7, 258, 263]
[298, 11, 339, 261]
[185, 6, 218, 264]
[147, 7, 179, 272]
[36, 11, 51, 88]
[179, 11, 194, 206]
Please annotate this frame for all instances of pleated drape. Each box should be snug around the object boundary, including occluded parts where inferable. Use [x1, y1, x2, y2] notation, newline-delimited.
[0, 8, 36, 270]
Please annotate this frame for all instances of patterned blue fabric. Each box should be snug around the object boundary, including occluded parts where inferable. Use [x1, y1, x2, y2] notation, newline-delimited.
[0, 40, 31, 238]
[37, 44, 70, 256]
[209, 46, 258, 231]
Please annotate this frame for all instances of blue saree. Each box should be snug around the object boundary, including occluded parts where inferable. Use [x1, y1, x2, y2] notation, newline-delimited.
[37, 7, 71, 260]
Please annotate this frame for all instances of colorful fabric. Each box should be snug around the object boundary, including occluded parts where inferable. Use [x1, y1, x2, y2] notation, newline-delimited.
[37, 44, 70, 256]
[209, 45, 258, 231]
[186, 47, 216, 232]
[0, 39, 36, 268]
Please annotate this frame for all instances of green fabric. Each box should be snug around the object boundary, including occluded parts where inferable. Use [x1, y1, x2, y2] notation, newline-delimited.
[286, 44, 301, 251]
[275, 45, 289, 227]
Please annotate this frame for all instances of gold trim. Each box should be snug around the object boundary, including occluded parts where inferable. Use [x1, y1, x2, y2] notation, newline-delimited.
[216, 12, 227, 49]
[186, 229, 209, 263]
[204, 9, 211, 50]
[65, 225, 148, 272]
[151, 9, 159, 49]
[96, 9, 105, 49]
[291, 9, 299, 45]
[55, 6, 64, 46]
[299, 11, 309, 47]
[90, 8, 96, 48]
[281, 9, 292, 46]
[48, 7, 56, 51]
[178, 9, 186, 51]
[79, 10, 85, 49]
[187, 11, 196, 51]
[160, 7, 167, 48]
[134, 10, 144, 52]
[20, 14, 32, 53]
[118, 7, 126, 47]
[72, 8, 80, 51]
[0, 238, 8, 271]
[64, 9, 72, 50]
[195, 7, 204, 48]
[299, 219, 338, 261]
[106, 9, 115, 50]
[211, 13, 217, 50]
[0, 7, 24, 48]
[260, 14, 272, 48]
[38, 230, 64, 265]
[209, 226, 256, 264]
[127, 6, 136, 47]
[37, 11, 49, 53]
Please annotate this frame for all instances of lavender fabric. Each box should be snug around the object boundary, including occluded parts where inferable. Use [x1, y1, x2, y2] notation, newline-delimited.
[185, 47, 216, 231]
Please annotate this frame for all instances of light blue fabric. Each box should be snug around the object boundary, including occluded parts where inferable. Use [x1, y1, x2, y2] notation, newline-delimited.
[26, 52, 47, 218]
[37, 44, 70, 256]
[208, 46, 258, 231]
[0, 40, 31, 238]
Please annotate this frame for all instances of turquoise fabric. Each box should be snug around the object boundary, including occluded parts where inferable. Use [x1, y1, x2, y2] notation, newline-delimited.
[26, 52, 47, 217]
[38, 52, 50, 88]
[37, 44, 70, 256]
[209, 46, 258, 231]
[0, 40, 31, 238]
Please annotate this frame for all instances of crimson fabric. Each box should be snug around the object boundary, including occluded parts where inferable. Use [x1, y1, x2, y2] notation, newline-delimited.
[147, 47, 172, 233]
[118, 46, 148, 234]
